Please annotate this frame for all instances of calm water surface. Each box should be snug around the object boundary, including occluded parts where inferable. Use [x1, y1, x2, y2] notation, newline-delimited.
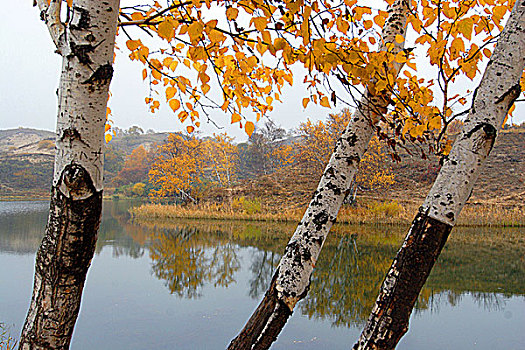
[0, 200, 524, 349]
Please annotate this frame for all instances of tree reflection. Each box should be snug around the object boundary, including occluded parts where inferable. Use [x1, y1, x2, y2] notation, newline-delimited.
[149, 226, 241, 298]
[7, 199, 519, 321]
[300, 233, 397, 327]
[249, 250, 280, 299]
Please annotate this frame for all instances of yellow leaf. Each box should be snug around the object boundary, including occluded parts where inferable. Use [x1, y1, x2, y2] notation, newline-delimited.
[245, 121, 255, 137]
[395, 34, 404, 44]
[126, 40, 141, 51]
[66, 0, 73, 8]
[187, 125, 195, 133]
[152, 69, 162, 80]
[373, 13, 387, 27]
[208, 30, 225, 43]
[178, 111, 188, 122]
[163, 57, 174, 67]
[226, 7, 239, 21]
[251, 17, 267, 32]
[266, 96, 273, 105]
[428, 116, 441, 130]
[320, 96, 330, 107]
[188, 22, 204, 42]
[458, 18, 473, 40]
[169, 60, 178, 72]
[442, 139, 453, 155]
[105, 123, 111, 132]
[231, 113, 241, 123]
[483, 48, 491, 58]
[302, 97, 309, 108]
[166, 87, 177, 101]
[205, 19, 218, 30]
[106, 107, 111, 117]
[158, 20, 174, 40]
[201, 84, 210, 94]
[169, 99, 181, 112]
[131, 12, 144, 21]
[406, 59, 416, 70]
[138, 46, 149, 61]
[493, 5, 507, 19]
[274, 38, 287, 50]
[142, 69, 147, 80]
[105, 133, 112, 143]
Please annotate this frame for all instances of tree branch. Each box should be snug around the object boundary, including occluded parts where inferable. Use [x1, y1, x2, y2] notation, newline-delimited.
[35, 0, 65, 51]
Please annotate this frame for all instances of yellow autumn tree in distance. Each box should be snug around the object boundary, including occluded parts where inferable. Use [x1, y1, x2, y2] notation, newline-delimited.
[295, 109, 395, 200]
[149, 132, 206, 202]
[149, 131, 240, 202]
[203, 133, 239, 188]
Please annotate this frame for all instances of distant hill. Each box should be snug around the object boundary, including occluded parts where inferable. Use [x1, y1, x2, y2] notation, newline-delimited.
[0, 127, 523, 206]
[109, 130, 169, 154]
[229, 131, 525, 208]
[0, 127, 169, 197]
[385, 131, 525, 206]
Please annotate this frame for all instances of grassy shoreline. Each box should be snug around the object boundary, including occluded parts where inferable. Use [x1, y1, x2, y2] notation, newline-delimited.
[130, 200, 525, 227]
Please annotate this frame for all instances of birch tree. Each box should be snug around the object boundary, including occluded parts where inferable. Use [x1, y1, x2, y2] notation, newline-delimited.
[19, 0, 120, 348]
[227, 0, 515, 346]
[353, 1, 525, 349]
[227, 1, 411, 348]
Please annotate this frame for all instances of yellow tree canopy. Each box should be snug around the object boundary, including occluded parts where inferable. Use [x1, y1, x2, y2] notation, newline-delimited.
[117, 0, 518, 157]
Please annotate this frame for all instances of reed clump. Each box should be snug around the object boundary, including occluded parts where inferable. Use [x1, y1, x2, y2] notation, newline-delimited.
[0, 323, 18, 350]
[130, 198, 524, 227]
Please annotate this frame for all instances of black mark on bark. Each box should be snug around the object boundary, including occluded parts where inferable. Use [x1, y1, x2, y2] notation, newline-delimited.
[82, 64, 113, 87]
[69, 42, 95, 65]
[495, 83, 521, 107]
[60, 164, 96, 199]
[71, 6, 91, 30]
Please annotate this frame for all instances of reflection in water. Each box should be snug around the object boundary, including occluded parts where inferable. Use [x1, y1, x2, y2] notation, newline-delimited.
[1, 200, 524, 331]
[0, 201, 48, 254]
[249, 250, 280, 299]
[134, 218, 525, 328]
[149, 226, 241, 298]
[302, 233, 398, 326]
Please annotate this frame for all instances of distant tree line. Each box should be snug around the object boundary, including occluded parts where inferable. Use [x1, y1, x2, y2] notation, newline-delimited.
[107, 110, 395, 203]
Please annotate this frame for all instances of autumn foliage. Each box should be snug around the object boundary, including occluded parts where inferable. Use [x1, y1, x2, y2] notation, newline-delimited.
[110, 113, 393, 203]
[117, 0, 519, 158]
[295, 109, 395, 195]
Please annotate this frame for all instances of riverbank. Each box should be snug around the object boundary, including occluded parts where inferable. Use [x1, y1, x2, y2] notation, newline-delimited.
[129, 199, 525, 227]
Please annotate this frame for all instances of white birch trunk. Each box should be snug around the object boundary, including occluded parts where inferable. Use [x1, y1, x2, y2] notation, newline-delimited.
[19, 1, 120, 349]
[353, 2, 525, 348]
[228, 1, 410, 349]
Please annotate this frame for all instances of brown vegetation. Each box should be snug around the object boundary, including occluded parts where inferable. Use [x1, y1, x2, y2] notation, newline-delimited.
[130, 197, 525, 227]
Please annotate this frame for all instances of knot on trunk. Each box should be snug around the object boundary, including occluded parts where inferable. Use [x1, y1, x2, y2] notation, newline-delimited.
[82, 64, 113, 88]
[69, 42, 95, 65]
[58, 164, 96, 200]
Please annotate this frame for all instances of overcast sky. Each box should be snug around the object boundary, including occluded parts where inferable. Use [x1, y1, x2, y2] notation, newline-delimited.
[1, 1, 523, 142]
[0, 1, 330, 142]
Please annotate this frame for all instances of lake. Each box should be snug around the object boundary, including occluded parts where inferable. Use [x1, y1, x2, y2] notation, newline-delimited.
[0, 200, 524, 349]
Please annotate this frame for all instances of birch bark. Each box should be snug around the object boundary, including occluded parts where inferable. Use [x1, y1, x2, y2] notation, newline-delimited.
[353, 2, 525, 349]
[227, 1, 410, 349]
[19, 1, 120, 349]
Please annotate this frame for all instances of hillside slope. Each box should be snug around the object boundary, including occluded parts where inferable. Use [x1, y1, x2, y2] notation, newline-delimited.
[0, 128, 523, 206]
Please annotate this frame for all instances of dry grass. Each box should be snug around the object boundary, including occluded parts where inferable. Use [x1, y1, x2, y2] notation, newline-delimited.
[0, 323, 18, 350]
[130, 199, 525, 227]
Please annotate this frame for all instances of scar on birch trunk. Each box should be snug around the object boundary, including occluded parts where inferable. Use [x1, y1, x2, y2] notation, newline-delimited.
[353, 211, 452, 349]
[20, 166, 102, 349]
